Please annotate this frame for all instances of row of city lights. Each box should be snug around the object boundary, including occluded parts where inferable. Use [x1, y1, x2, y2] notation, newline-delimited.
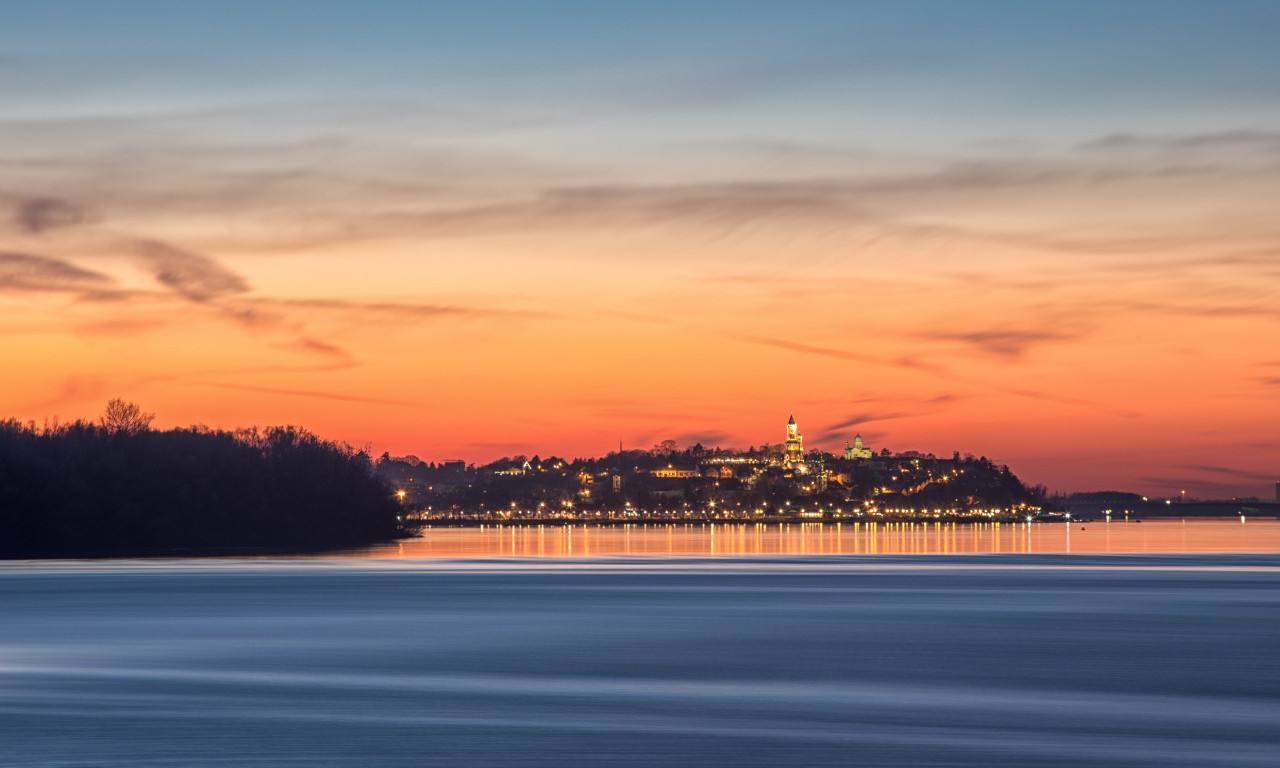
[406, 505, 1044, 519]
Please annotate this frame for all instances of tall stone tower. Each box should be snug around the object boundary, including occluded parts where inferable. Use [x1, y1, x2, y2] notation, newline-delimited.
[784, 413, 804, 466]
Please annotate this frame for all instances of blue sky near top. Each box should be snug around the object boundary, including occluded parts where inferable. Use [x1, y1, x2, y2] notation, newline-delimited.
[5, 1, 1278, 148]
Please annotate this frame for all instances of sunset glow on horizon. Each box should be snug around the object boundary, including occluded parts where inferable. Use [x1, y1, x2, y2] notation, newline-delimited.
[3, 1, 1279, 498]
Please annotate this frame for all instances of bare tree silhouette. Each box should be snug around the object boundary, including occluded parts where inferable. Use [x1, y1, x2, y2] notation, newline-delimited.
[100, 399, 154, 435]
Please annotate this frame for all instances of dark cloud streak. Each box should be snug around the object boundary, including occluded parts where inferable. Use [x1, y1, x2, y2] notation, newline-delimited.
[134, 240, 251, 302]
[1180, 464, 1278, 482]
[288, 337, 349, 358]
[13, 197, 87, 233]
[202, 382, 412, 406]
[923, 327, 1090, 359]
[250, 296, 549, 319]
[737, 330, 1134, 417]
[0, 251, 114, 293]
[739, 334, 942, 372]
[1080, 130, 1280, 154]
[827, 412, 910, 430]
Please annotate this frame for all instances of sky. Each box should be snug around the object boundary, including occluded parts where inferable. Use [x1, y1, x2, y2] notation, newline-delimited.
[2, 1, 1279, 498]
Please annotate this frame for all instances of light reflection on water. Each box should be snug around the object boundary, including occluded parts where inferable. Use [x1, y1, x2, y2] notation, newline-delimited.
[5, 522, 1280, 767]
[356, 518, 1280, 559]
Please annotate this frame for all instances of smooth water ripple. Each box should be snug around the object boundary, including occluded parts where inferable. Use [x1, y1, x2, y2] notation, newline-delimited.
[2, 557, 1278, 766]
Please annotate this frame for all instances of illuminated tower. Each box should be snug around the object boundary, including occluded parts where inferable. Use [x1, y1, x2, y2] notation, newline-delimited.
[784, 413, 804, 466]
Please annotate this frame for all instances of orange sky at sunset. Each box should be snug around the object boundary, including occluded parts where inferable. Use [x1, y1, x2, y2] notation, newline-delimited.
[3, 2, 1279, 498]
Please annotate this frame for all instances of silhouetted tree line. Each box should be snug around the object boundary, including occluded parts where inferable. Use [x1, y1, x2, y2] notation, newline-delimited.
[0, 409, 404, 557]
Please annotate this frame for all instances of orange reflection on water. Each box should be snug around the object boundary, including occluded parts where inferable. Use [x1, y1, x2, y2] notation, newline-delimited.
[358, 518, 1280, 559]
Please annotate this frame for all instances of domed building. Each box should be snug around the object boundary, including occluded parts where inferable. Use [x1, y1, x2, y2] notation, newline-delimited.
[844, 434, 872, 460]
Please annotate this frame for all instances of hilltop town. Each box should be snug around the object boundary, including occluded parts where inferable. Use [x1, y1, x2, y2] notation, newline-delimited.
[379, 414, 1051, 523]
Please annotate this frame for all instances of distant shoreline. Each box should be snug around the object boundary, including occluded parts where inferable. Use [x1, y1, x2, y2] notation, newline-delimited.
[6, 509, 1275, 561]
[410, 508, 1279, 528]
[410, 514, 1040, 528]
[0, 540, 418, 561]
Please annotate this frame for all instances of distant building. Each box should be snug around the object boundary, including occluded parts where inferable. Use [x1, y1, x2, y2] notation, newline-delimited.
[844, 434, 872, 460]
[652, 465, 696, 478]
[1276, 481, 1279, 503]
[784, 413, 804, 466]
[494, 460, 531, 476]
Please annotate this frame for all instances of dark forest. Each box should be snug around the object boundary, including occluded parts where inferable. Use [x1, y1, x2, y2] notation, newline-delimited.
[0, 402, 404, 557]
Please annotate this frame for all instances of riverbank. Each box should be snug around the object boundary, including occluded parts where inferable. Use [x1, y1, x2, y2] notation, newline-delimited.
[409, 511, 1057, 527]
[411, 512, 1278, 527]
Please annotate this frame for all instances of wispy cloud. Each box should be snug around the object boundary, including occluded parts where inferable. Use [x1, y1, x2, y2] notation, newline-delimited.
[0, 251, 114, 293]
[739, 334, 937, 371]
[1079, 130, 1280, 154]
[351, 131, 1280, 245]
[1112, 300, 1280, 322]
[128, 360, 361, 390]
[923, 327, 1090, 359]
[738, 331, 1133, 417]
[1096, 252, 1280, 275]
[827, 412, 910, 431]
[244, 296, 549, 320]
[12, 197, 87, 233]
[1180, 464, 1278, 482]
[278, 337, 350, 359]
[813, 397, 964, 443]
[202, 382, 413, 406]
[583, 403, 709, 423]
[1001, 387, 1140, 418]
[2, 239, 548, 361]
[365, 181, 872, 252]
[134, 239, 251, 302]
[20, 374, 108, 412]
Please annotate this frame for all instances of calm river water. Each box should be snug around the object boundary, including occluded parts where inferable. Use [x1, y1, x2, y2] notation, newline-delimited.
[359, 518, 1280, 558]
[2, 519, 1278, 767]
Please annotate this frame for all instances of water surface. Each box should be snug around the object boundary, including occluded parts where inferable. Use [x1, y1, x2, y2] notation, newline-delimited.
[2, 551, 1278, 767]
[4, 520, 1279, 766]
[357, 518, 1280, 558]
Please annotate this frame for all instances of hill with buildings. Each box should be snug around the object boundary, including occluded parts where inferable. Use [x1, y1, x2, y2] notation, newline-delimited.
[378, 414, 1052, 523]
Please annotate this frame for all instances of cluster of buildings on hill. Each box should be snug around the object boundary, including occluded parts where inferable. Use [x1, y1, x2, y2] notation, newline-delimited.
[377, 414, 1045, 520]
[784, 413, 871, 463]
[653, 413, 884, 496]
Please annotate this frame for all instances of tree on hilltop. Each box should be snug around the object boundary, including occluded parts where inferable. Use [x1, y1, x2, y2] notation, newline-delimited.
[100, 399, 154, 435]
